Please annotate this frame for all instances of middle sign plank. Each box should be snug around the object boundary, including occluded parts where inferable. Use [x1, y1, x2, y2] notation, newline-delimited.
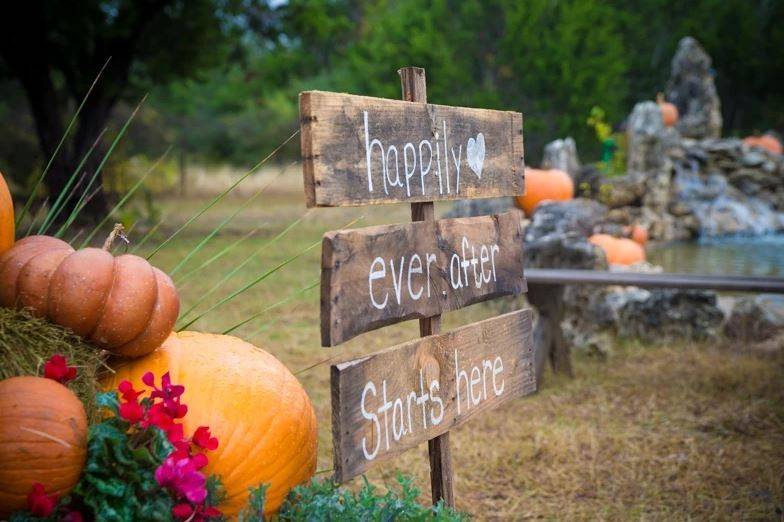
[321, 210, 526, 346]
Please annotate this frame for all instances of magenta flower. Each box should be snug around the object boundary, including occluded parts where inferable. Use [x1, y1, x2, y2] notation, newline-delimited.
[155, 456, 208, 504]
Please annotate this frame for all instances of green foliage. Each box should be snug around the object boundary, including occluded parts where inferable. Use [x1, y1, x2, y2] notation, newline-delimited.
[278, 475, 467, 521]
[72, 392, 176, 521]
[237, 484, 268, 522]
[587, 106, 627, 177]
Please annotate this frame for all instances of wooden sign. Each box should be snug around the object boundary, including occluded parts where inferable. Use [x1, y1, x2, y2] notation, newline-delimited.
[330, 309, 535, 482]
[321, 211, 526, 346]
[300, 91, 524, 207]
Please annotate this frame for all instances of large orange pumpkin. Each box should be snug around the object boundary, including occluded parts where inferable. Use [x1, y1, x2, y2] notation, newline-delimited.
[105, 331, 318, 516]
[516, 168, 574, 216]
[743, 134, 782, 155]
[0, 235, 179, 357]
[0, 376, 88, 517]
[657, 93, 679, 127]
[0, 171, 13, 256]
[589, 234, 646, 265]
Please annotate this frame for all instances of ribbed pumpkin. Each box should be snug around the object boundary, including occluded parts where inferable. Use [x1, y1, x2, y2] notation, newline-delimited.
[589, 234, 646, 265]
[0, 235, 179, 357]
[516, 168, 574, 216]
[105, 331, 318, 516]
[657, 93, 679, 127]
[0, 376, 88, 517]
[0, 171, 13, 256]
[743, 134, 782, 155]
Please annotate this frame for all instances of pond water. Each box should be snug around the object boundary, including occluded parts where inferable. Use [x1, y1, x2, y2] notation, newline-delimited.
[648, 235, 784, 277]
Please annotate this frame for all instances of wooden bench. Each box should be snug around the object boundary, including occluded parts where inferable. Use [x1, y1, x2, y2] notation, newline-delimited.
[526, 268, 784, 380]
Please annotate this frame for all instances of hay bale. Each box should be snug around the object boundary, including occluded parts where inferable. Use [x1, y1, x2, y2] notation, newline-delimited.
[0, 307, 106, 420]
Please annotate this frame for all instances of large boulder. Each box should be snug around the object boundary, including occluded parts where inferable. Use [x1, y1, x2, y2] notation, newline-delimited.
[665, 37, 723, 139]
[725, 295, 784, 342]
[524, 198, 607, 242]
[626, 101, 673, 215]
[617, 289, 724, 341]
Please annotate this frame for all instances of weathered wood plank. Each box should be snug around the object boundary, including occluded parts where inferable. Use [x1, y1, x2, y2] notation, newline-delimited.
[331, 308, 536, 483]
[321, 211, 526, 346]
[300, 90, 524, 207]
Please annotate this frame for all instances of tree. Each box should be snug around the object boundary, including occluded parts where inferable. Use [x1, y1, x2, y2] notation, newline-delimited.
[0, 0, 250, 220]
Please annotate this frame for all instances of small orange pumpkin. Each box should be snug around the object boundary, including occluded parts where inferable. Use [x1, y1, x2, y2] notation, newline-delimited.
[0, 376, 88, 517]
[516, 167, 574, 216]
[657, 93, 679, 127]
[625, 224, 649, 246]
[589, 234, 646, 265]
[743, 134, 782, 155]
[104, 331, 318, 516]
[0, 171, 13, 256]
[0, 235, 179, 357]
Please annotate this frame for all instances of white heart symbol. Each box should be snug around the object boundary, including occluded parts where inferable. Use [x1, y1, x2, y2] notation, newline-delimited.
[466, 133, 485, 179]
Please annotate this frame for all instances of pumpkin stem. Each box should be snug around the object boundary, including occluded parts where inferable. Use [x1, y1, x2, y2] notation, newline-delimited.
[103, 223, 129, 251]
[656, 92, 665, 104]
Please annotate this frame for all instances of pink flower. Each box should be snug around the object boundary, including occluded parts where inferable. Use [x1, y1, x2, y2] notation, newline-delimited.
[155, 456, 208, 504]
[172, 503, 194, 518]
[27, 483, 58, 517]
[192, 426, 219, 451]
[43, 355, 77, 384]
[144, 372, 188, 419]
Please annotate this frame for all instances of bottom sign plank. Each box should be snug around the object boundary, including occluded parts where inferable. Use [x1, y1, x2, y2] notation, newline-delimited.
[330, 308, 536, 482]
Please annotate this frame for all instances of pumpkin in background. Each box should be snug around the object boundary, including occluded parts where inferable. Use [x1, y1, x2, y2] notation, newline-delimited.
[657, 93, 679, 127]
[0, 376, 87, 517]
[625, 224, 649, 246]
[0, 171, 13, 256]
[589, 234, 646, 265]
[516, 168, 574, 216]
[0, 235, 179, 358]
[743, 134, 782, 155]
[105, 331, 318, 516]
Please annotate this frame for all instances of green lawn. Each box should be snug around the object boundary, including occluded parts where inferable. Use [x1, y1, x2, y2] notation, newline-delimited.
[127, 169, 783, 520]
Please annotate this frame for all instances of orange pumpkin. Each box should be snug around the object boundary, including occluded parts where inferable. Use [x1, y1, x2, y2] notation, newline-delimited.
[657, 93, 679, 127]
[625, 224, 649, 246]
[589, 234, 646, 265]
[0, 376, 87, 517]
[743, 134, 782, 155]
[0, 171, 13, 256]
[105, 331, 318, 516]
[0, 235, 179, 357]
[515, 168, 574, 216]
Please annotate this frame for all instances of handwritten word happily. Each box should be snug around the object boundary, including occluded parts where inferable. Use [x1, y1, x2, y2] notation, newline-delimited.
[363, 111, 486, 197]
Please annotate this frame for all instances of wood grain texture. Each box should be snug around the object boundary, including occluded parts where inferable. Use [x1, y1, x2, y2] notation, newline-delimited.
[321, 211, 526, 346]
[330, 308, 536, 483]
[299, 90, 524, 207]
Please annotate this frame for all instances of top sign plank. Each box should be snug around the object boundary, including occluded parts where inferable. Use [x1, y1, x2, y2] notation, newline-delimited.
[300, 91, 524, 207]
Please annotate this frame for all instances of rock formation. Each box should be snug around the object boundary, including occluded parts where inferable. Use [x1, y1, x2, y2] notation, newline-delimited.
[665, 36, 723, 139]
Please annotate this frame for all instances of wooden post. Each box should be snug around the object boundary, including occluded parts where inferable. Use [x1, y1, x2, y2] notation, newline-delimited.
[398, 66, 455, 508]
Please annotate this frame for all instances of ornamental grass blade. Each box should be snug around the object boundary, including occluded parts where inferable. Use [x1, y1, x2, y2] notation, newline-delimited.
[175, 227, 261, 285]
[37, 129, 107, 235]
[221, 278, 319, 335]
[15, 58, 111, 228]
[176, 212, 313, 322]
[146, 129, 300, 260]
[79, 146, 172, 248]
[53, 94, 149, 238]
[177, 215, 362, 331]
[168, 162, 294, 276]
[129, 215, 167, 254]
